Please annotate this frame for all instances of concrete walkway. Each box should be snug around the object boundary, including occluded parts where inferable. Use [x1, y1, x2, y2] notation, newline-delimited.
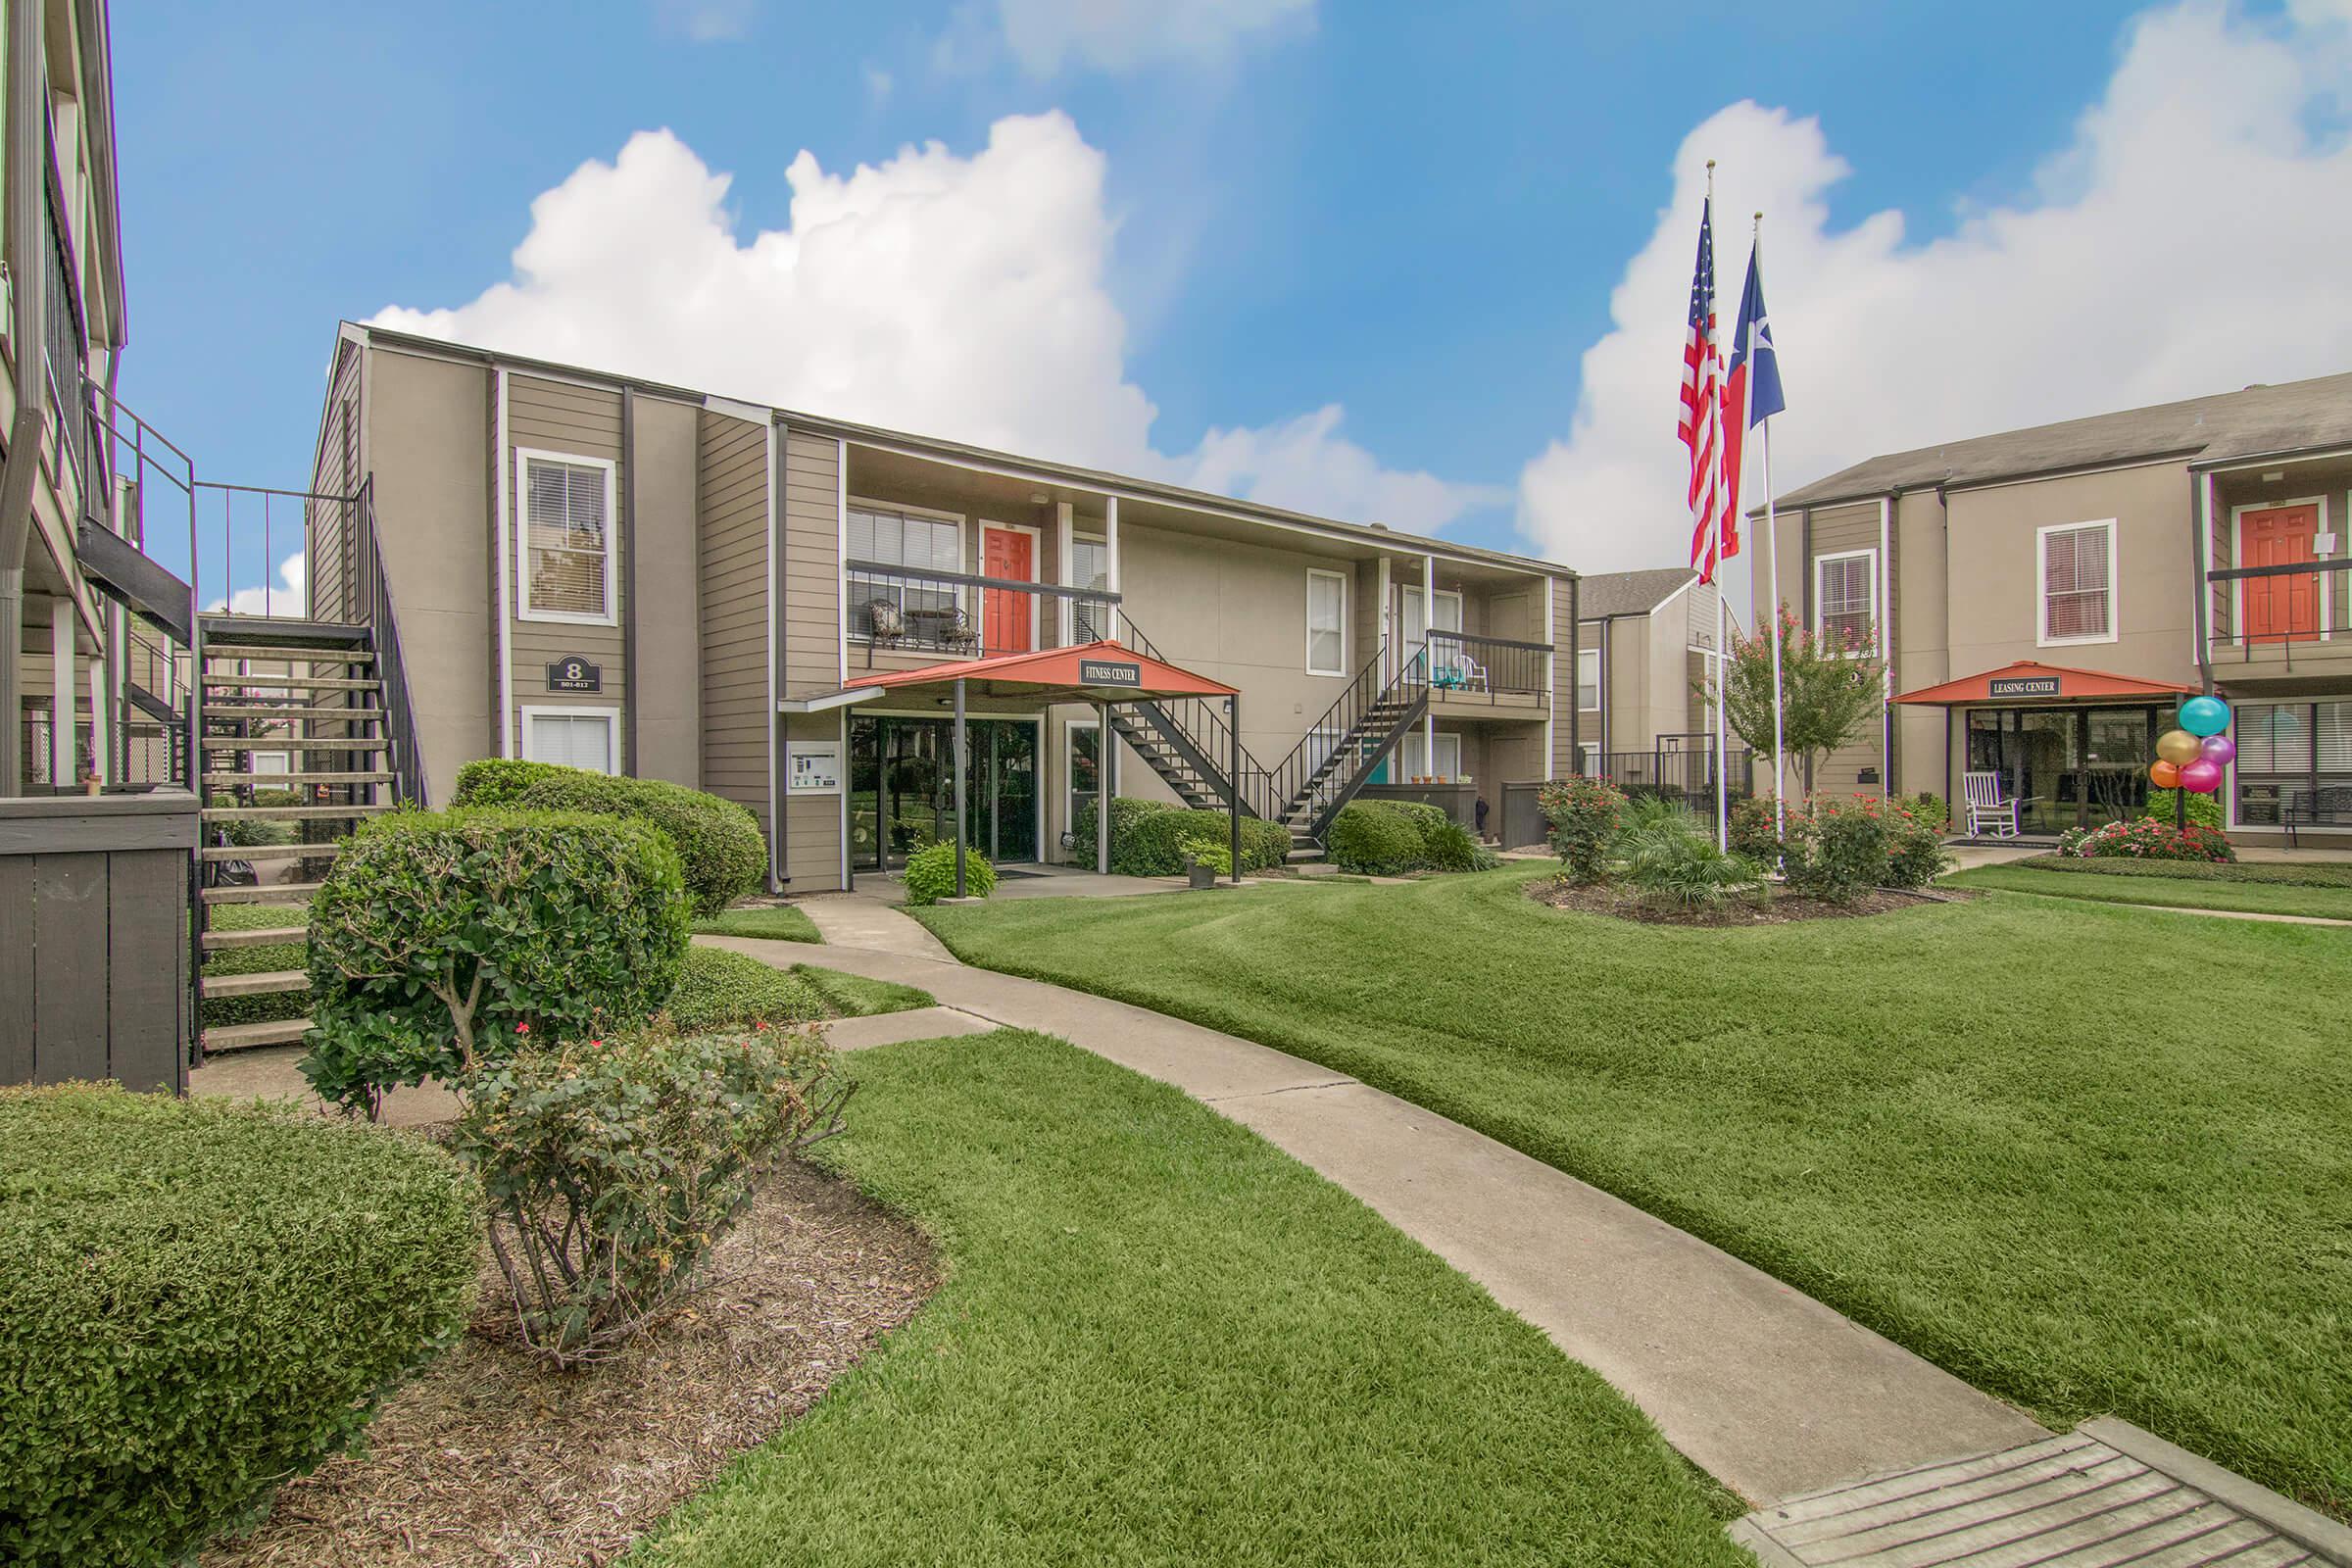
[706, 901, 2050, 1506]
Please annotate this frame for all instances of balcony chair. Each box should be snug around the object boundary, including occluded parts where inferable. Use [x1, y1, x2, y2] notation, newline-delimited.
[1430, 649, 1488, 693]
[1962, 770, 2032, 839]
[861, 598, 906, 644]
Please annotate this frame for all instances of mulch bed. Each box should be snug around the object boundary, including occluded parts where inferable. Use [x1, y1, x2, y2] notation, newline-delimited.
[204, 1160, 938, 1568]
[1531, 877, 1974, 926]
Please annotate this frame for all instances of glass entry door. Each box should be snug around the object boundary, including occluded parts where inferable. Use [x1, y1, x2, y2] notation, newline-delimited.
[849, 715, 1038, 871]
[1965, 707, 2158, 835]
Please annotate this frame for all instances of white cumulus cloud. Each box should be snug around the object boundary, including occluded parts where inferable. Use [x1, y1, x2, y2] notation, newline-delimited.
[1518, 0, 2352, 596]
[210, 551, 306, 618]
[372, 113, 1491, 533]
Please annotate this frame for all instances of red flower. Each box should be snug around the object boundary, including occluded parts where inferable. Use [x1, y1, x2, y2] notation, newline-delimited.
[515, 1022, 530, 1036]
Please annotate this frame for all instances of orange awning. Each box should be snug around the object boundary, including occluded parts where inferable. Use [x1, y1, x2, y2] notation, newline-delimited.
[1893, 660, 2198, 707]
[854, 640, 1238, 701]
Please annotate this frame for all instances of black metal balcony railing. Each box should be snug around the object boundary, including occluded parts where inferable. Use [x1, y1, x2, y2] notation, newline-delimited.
[1423, 629, 1552, 702]
[2205, 560, 2352, 662]
[44, 137, 95, 502]
[846, 561, 1119, 664]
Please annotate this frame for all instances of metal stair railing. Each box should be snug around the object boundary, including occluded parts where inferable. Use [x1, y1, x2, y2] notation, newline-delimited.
[1263, 641, 1430, 836]
[1106, 611, 1275, 819]
[354, 479, 424, 807]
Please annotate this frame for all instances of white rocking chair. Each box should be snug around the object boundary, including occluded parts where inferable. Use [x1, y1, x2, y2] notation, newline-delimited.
[1962, 770, 2032, 839]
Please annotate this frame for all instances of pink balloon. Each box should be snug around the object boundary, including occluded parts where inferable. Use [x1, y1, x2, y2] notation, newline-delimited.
[2199, 735, 2235, 765]
[2179, 758, 2224, 793]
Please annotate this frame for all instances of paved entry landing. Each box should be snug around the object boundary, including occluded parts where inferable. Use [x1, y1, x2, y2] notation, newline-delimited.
[1733, 1421, 2352, 1567]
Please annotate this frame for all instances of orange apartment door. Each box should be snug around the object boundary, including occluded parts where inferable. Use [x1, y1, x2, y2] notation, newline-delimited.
[2241, 502, 2322, 644]
[981, 525, 1036, 654]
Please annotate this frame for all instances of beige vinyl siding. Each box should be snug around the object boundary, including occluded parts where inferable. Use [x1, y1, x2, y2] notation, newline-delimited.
[782, 713, 845, 890]
[697, 410, 772, 844]
[507, 377, 627, 761]
[780, 432, 842, 699]
[307, 340, 364, 623]
[1551, 577, 1579, 776]
[1806, 500, 1886, 797]
[627, 395, 704, 786]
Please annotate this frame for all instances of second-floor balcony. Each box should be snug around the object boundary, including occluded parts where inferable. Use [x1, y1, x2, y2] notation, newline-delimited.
[2204, 558, 2352, 681]
[1420, 628, 1553, 713]
[847, 561, 1120, 668]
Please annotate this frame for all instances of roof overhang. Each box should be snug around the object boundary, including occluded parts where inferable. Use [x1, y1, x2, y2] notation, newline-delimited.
[1893, 660, 2199, 707]
[782, 640, 1238, 713]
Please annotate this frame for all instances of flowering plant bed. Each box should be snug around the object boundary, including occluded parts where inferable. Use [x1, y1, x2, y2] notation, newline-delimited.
[2057, 817, 2236, 863]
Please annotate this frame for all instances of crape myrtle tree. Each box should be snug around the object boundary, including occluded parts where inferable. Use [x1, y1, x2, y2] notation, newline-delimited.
[1697, 606, 1887, 793]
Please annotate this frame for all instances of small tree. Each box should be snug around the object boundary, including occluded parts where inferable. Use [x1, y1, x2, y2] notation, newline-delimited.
[1699, 607, 1887, 791]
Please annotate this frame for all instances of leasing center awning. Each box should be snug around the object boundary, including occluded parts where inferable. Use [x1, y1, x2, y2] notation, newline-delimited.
[1893, 660, 2199, 707]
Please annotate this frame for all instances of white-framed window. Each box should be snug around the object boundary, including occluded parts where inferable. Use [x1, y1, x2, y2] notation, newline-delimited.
[1306, 567, 1348, 676]
[1068, 532, 1112, 641]
[1813, 549, 1877, 652]
[1065, 717, 1101, 838]
[1577, 648, 1600, 711]
[848, 502, 965, 635]
[1398, 730, 1463, 781]
[516, 449, 618, 624]
[248, 751, 290, 776]
[1578, 741, 1601, 776]
[520, 705, 620, 774]
[2038, 520, 2117, 646]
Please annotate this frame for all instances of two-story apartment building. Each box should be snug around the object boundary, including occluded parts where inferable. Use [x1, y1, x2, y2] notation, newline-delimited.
[1574, 565, 1740, 797]
[306, 323, 1587, 891]
[1756, 371, 2352, 843]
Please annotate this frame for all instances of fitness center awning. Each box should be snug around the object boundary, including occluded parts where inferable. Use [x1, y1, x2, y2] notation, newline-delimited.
[1894, 660, 2200, 707]
[780, 641, 1243, 891]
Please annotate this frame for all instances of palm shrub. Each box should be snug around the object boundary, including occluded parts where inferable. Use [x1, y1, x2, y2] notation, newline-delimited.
[0, 1085, 477, 1567]
[1538, 775, 1629, 883]
[300, 809, 691, 1116]
[903, 841, 996, 906]
[1609, 800, 1765, 910]
[1421, 817, 1501, 872]
[454, 1024, 852, 1366]
[514, 769, 765, 918]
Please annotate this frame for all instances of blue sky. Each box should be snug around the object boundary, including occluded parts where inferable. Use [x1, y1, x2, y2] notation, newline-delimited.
[113, 0, 2351, 605]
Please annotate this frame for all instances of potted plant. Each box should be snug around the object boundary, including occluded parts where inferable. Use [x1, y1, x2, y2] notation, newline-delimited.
[1181, 839, 1231, 889]
[76, 741, 100, 797]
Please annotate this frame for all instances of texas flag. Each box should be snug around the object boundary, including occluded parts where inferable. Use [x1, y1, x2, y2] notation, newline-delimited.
[1720, 240, 1786, 551]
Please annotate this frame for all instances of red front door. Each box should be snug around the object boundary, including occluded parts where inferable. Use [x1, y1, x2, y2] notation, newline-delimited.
[982, 526, 1035, 654]
[2241, 503, 2322, 644]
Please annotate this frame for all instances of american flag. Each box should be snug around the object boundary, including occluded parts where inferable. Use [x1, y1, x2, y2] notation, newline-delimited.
[1679, 197, 1729, 583]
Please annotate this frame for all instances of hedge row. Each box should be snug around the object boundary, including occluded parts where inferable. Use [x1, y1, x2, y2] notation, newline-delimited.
[0, 1085, 479, 1567]
[1070, 797, 1291, 876]
[1325, 799, 1494, 875]
[454, 759, 765, 917]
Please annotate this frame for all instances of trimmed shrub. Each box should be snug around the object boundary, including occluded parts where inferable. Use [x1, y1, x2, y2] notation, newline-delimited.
[448, 757, 573, 808]
[1784, 799, 1888, 903]
[1538, 776, 1629, 884]
[1879, 796, 1952, 889]
[454, 1024, 851, 1365]
[0, 1084, 478, 1567]
[903, 841, 996, 906]
[1326, 800, 1427, 875]
[2064, 817, 2236, 863]
[2143, 788, 2226, 831]
[301, 809, 691, 1115]
[662, 944, 829, 1032]
[1071, 797, 1289, 875]
[516, 770, 765, 918]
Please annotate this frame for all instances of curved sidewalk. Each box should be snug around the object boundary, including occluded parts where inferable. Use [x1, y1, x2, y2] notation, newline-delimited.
[703, 897, 2047, 1508]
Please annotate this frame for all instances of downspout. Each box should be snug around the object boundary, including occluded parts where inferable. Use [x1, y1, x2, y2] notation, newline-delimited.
[1565, 575, 1581, 770]
[620, 387, 637, 775]
[0, 0, 50, 796]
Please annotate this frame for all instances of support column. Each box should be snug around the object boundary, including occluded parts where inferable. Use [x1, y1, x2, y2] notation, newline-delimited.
[1096, 698, 1111, 874]
[51, 598, 75, 787]
[1422, 555, 1437, 775]
[1103, 496, 1121, 641]
[953, 677, 969, 899]
[1055, 500, 1075, 645]
[0, 568, 22, 795]
[1228, 693, 1242, 885]
[88, 662, 108, 787]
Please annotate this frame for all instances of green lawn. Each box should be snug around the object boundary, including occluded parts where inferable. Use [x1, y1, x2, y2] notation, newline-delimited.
[640, 1029, 1744, 1566]
[693, 905, 823, 943]
[916, 870, 2352, 1518]
[1947, 856, 2352, 919]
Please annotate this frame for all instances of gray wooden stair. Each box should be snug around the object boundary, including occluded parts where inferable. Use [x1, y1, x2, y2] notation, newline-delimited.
[203, 641, 371, 664]
[205, 735, 388, 753]
[200, 674, 380, 692]
[200, 1017, 314, 1052]
[199, 842, 341, 862]
[202, 881, 326, 905]
[205, 703, 384, 721]
[202, 804, 389, 822]
[202, 769, 393, 787]
[201, 969, 309, 1000]
[201, 922, 307, 950]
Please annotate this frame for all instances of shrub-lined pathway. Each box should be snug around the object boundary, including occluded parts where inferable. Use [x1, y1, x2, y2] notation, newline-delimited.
[705, 897, 2045, 1507]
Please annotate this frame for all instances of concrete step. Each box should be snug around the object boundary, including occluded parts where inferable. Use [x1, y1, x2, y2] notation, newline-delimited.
[202, 804, 387, 822]
[203, 642, 371, 664]
[201, 1017, 313, 1053]
[201, 923, 306, 950]
[1286, 847, 1326, 862]
[201, 969, 309, 999]
[202, 882, 324, 905]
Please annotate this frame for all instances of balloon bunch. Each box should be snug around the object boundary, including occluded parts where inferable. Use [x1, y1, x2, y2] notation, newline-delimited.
[2150, 696, 2233, 794]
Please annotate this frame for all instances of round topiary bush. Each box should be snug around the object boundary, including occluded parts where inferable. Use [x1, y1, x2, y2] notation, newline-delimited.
[448, 757, 575, 808]
[1325, 800, 1427, 875]
[514, 770, 766, 918]
[902, 841, 996, 906]
[301, 808, 691, 1114]
[0, 1084, 479, 1568]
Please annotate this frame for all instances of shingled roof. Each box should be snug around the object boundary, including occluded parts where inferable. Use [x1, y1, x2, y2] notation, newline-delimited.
[1575, 566, 1697, 618]
[1770, 369, 2352, 512]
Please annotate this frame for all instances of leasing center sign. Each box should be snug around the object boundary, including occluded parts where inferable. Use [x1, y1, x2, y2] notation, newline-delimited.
[1987, 674, 2062, 699]
[1079, 660, 1143, 689]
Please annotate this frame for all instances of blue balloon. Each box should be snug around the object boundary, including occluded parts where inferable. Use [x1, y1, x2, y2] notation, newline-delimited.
[2179, 695, 2231, 738]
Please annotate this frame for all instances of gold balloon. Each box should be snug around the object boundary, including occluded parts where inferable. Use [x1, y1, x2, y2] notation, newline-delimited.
[2155, 728, 2203, 765]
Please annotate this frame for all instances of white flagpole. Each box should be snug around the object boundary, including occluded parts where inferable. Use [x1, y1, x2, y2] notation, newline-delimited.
[1706, 163, 1729, 853]
[1756, 213, 1788, 842]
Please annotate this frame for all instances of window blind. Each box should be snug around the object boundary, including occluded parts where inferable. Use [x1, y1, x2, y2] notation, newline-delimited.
[523, 457, 612, 619]
[2043, 524, 2111, 640]
[1817, 555, 1874, 647]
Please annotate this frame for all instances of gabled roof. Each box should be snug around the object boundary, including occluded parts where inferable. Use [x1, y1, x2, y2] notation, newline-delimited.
[1575, 566, 1697, 619]
[1893, 660, 2198, 707]
[1773, 370, 2352, 512]
[846, 640, 1238, 701]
